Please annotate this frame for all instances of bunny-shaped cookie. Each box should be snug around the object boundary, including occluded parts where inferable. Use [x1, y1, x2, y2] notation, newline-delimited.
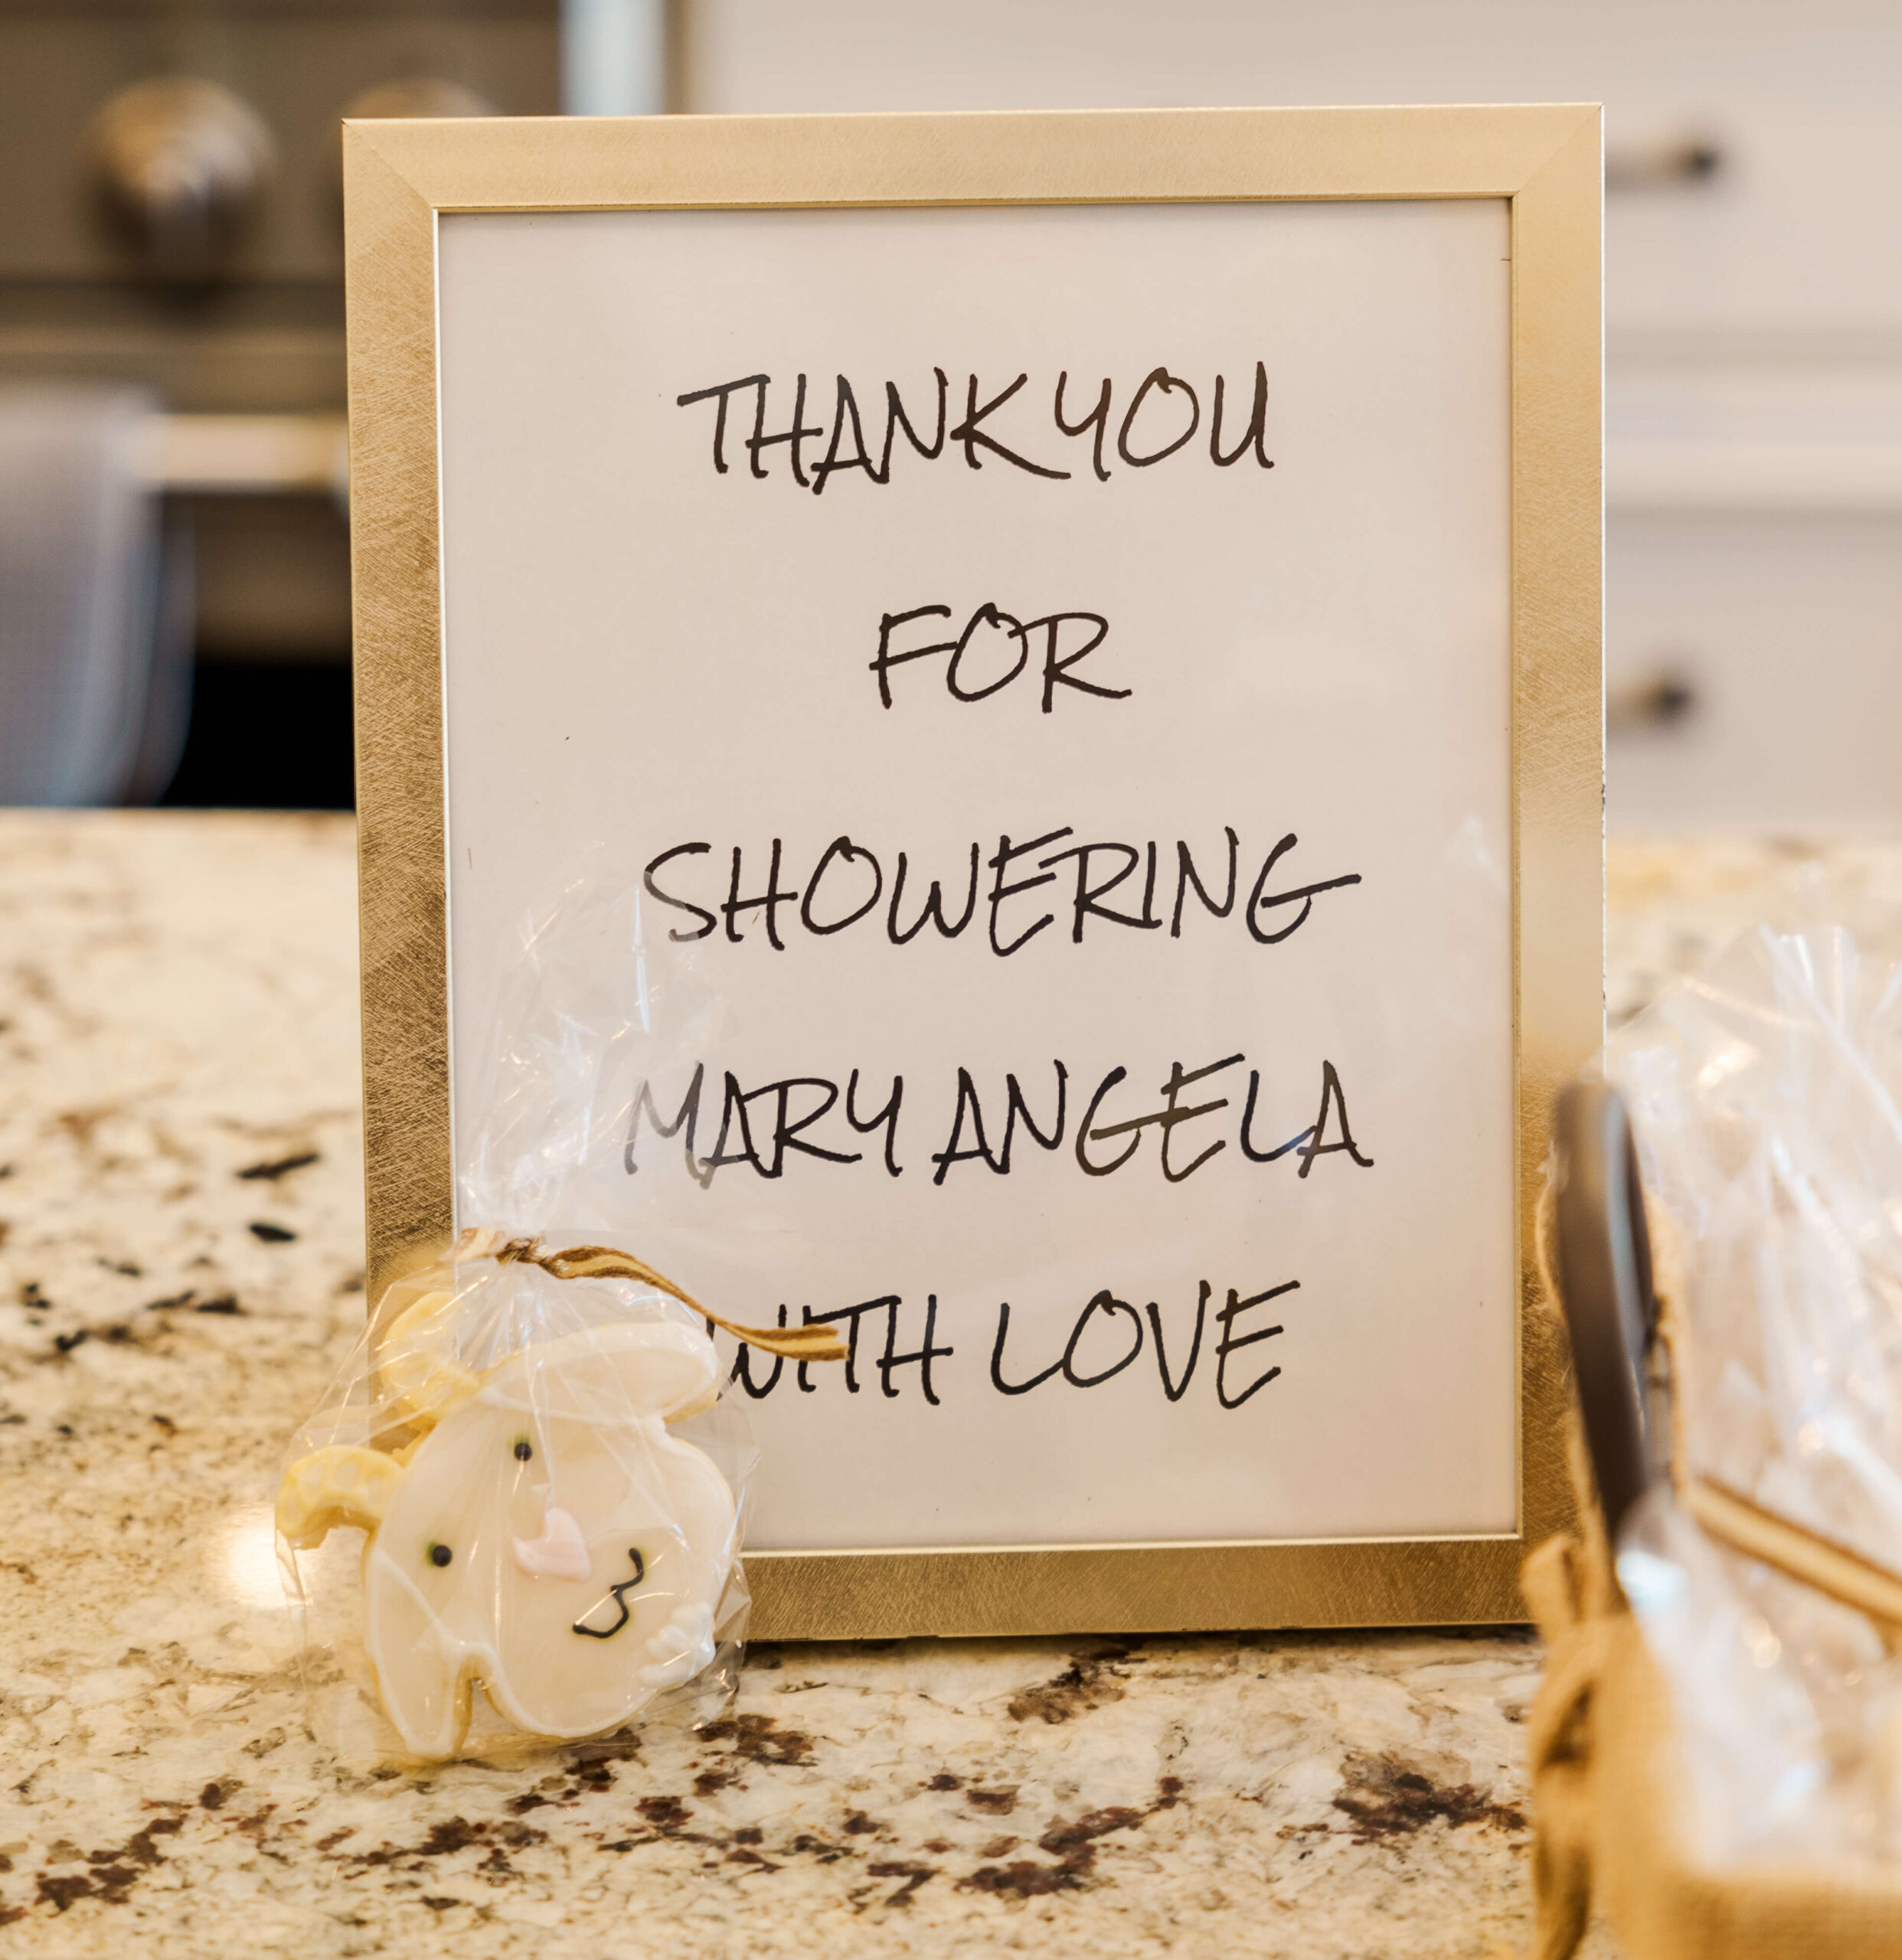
[279, 1318, 735, 1757]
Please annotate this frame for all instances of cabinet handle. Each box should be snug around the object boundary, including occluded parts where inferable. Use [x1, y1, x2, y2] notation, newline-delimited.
[1608, 670, 1698, 734]
[1604, 138, 1723, 191]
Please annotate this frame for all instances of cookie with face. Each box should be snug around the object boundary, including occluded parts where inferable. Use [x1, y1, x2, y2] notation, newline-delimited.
[279, 1321, 735, 1758]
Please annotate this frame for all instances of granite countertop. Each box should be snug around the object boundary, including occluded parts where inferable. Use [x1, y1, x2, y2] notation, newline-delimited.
[1, 812, 1861, 1958]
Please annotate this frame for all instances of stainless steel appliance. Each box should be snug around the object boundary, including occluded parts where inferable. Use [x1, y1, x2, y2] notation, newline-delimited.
[0, 0, 562, 801]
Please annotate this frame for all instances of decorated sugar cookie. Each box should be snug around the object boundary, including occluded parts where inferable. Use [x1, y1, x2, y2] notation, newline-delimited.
[278, 1237, 842, 1759]
[281, 1319, 735, 1756]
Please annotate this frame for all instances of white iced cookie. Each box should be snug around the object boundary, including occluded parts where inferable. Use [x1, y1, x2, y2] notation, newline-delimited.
[280, 1320, 735, 1758]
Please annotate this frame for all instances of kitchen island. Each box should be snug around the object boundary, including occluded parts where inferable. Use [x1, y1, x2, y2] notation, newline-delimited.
[5, 812, 1837, 1956]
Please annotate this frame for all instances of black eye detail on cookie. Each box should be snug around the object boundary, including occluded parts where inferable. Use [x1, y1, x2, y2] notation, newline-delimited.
[511, 1436, 533, 1462]
[571, 1548, 647, 1640]
[427, 1542, 453, 1568]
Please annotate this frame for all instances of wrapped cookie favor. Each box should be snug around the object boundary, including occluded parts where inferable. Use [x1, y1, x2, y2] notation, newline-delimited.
[277, 1231, 835, 1761]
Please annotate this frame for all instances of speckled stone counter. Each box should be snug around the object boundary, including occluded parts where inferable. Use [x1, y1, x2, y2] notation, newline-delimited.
[5, 812, 1844, 1958]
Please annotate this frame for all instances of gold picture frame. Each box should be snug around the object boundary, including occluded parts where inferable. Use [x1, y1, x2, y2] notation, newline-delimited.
[345, 104, 1603, 1639]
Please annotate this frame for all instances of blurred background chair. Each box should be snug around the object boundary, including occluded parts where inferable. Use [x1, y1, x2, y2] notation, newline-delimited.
[5, 0, 1901, 824]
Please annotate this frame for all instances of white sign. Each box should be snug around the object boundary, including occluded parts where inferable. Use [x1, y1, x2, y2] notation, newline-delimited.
[434, 196, 1516, 1557]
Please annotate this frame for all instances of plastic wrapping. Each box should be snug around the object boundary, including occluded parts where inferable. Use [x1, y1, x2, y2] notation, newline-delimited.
[1616, 1485, 1902, 1865]
[1606, 917, 1902, 1864]
[278, 1234, 761, 1761]
[272, 874, 841, 1764]
[1611, 920, 1902, 1573]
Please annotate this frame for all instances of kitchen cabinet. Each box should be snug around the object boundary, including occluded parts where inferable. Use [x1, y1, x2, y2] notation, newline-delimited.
[688, 0, 1902, 827]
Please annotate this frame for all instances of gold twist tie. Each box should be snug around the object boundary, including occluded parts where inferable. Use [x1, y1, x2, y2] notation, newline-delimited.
[472, 1230, 848, 1364]
[1681, 1475, 1902, 1644]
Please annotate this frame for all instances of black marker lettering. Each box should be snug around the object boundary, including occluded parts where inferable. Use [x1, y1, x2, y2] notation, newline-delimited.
[1076, 1066, 1139, 1176]
[1172, 828, 1240, 936]
[1117, 368, 1200, 468]
[932, 1068, 998, 1184]
[624, 1063, 706, 1177]
[812, 374, 879, 495]
[878, 1294, 953, 1403]
[675, 374, 766, 475]
[642, 842, 716, 942]
[763, 1077, 859, 1176]
[998, 1063, 1067, 1171]
[1211, 363, 1274, 469]
[1029, 611, 1126, 713]
[881, 369, 949, 477]
[1062, 1290, 1144, 1388]
[947, 603, 1031, 701]
[1247, 834, 1363, 945]
[845, 1070, 904, 1178]
[681, 365, 1266, 482]
[871, 604, 956, 710]
[1155, 1054, 1243, 1182]
[796, 1298, 887, 1394]
[1054, 371, 1113, 481]
[1085, 1053, 1243, 1182]
[697, 1071, 764, 1186]
[730, 1305, 788, 1398]
[990, 1300, 1061, 1395]
[1148, 1282, 1209, 1401]
[953, 373, 1070, 479]
[1216, 1281, 1296, 1408]
[1040, 839, 1149, 942]
[1239, 1069, 1311, 1164]
[1299, 1060, 1375, 1178]
[723, 839, 799, 949]
[887, 845, 980, 945]
[987, 828, 1070, 956]
[747, 371, 824, 485]
[800, 836, 884, 936]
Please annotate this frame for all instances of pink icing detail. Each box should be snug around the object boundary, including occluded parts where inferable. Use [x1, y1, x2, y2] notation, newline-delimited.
[511, 1505, 592, 1582]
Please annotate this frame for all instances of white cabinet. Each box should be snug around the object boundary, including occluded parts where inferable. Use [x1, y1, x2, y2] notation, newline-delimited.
[1607, 361, 1902, 825]
[1609, 511, 1902, 828]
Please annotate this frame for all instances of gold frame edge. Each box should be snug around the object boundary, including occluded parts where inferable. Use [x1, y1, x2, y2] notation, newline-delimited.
[345, 103, 1603, 1640]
